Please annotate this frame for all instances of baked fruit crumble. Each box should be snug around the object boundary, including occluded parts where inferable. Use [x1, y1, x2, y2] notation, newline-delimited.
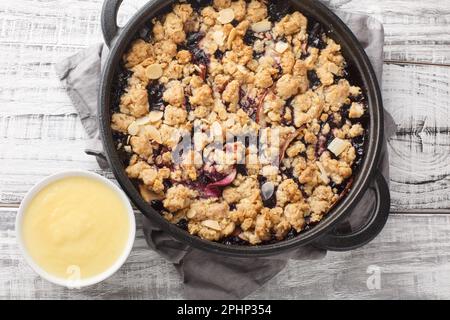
[110, 0, 368, 245]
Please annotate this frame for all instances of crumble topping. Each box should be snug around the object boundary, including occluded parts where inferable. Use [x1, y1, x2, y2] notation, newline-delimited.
[110, 0, 368, 245]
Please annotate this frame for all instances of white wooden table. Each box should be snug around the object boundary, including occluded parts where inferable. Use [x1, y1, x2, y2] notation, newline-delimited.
[0, 0, 449, 300]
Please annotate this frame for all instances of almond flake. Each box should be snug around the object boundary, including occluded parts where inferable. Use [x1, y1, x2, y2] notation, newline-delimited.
[217, 8, 235, 24]
[316, 162, 330, 184]
[227, 28, 237, 49]
[127, 121, 140, 136]
[146, 63, 163, 80]
[135, 115, 151, 126]
[202, 220, 222, 231]
[124, 145, 132, 153]
[144, 125, 163, 144]
[275, 41, 289, 53]
[261, 182, 275, 200]
[194, 65, 202, 73]
[327, 138, 348, 157]
[251, 20, 271, 33]
[186, 210, 197, 219]
[236, 64, 248, 73]
[148, 110, 164, 122]
[212, 31, 225, 46]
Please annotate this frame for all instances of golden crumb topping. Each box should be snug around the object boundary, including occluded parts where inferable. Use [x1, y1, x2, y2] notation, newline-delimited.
[111, 0, 368, 245]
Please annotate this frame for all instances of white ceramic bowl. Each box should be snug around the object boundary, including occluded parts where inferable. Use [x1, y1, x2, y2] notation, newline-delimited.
[15, 170, 136, 288]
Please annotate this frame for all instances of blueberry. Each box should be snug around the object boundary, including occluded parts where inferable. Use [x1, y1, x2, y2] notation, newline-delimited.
[191, 47, 210, 66]
[253, 51, 264, 60]
[163, 179, 173, 190]
[221, 236, 248, 246]
[184, 99, 193, 113]
[243, 29, 257, 46]
[282, 103, 294, 126]
[186, 32, 206, 49]
[300, 51, 311, 60]
[333, 69, 349, 85]
[176, 219, 189, 231]
[286, 228, 297, 240]
[236, 164, 248, 176]
[147, 81, 165, 111]
[138, 24, 153, 42]
[112, 66, 133, 111]
[257, 175, 267, 185]
[259, 178, 277, 208]
[268, 0, 292, 22]
[204, 169, 226, 183]
[112, 131, 132, 166]
[307, 21, 327, 49]
[150, 200, 164, 211]
[352, 134, 365, 169]
[116, 68, 132, 89]
[197, 174, 212, 186]
[351, 93, 365, 103]
[307, 70, 321, 89]
[340, 103, 351, 120]
[262, 196, 277, 209]
[190, 0, 212, 10]
[239, 94, 257, 119]
[327, 112, 345, 129]
[329, 181, 347, 195]
[214, 49, 225, 61]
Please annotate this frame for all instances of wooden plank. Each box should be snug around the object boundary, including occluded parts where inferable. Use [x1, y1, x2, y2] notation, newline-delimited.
[385, 64, 450, 211]
[253, 213, 450, 300]
[0, 0, 449, 115]
[1, 63, 448, 211]
[325, 0, 450, 64]
[0, 209, 183, 299]
[0, 0, 449, 69]
[2, 209, 450, 299]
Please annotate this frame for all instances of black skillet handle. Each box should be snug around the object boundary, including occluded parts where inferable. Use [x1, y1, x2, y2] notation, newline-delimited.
[314, 170, 390, 251]
[101, 0, 124, 48]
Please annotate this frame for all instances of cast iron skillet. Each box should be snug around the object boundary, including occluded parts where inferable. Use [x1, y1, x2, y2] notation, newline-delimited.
[99, 0, 390, 257]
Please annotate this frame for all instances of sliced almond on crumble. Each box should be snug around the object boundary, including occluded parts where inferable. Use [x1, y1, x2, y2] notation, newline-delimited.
[186, 209, 197, 219]
[194, 65, 203, 73]
[275, 41, 289, 53]
[217, 8, 235, 24]
[316, 162, 330, 184]
[261, 182, 275, 200]
[127, 121, 140, 136]
[124, 145, 132, 153]
[227, 28, 237, 49]
[238, 232, 248, 241]
[135, 115, 151, 126]
[144, 125, 163, 144]
[251, 20, 271, 33]
[212, 30, 225, 46]
[327, 137, 348, 156]
[236, 64, 248, 74]
[146, 63, 163, 80]
[148, 110, 164, 122]
[202, 220, 222, 231]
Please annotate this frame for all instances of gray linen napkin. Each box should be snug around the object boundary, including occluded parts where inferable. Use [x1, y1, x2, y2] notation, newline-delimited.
[56, 9, 394, 300]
